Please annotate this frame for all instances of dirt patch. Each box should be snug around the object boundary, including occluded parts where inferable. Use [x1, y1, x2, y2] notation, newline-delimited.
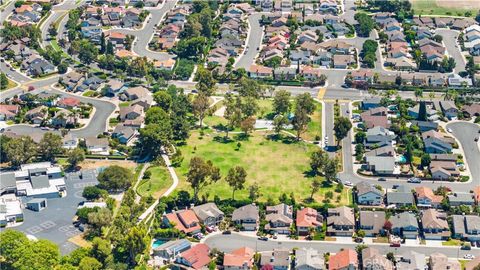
[78, 159, 137, 170]
[436, 0, 480, 9]
[68, 234, 92, 248]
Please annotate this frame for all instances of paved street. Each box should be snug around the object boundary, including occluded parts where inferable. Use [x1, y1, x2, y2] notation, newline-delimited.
[204, 233, 480, 259]
[106, 0, 178, 61]
[324, 102, 336, 156]
[437, 29, 466, 73]
[234, 13, 263, 70]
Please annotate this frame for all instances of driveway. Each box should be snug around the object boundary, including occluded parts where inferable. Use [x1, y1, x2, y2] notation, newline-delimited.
[5, 170, 98, 255]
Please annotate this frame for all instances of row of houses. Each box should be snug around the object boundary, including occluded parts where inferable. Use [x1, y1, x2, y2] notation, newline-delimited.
[83, 5, 145, 28]
[152, 5, 190, 51]
[255, 0, 341, 15]
[0, 39, 55, 77]
[9, 2, 44, 26]
[207, 4, 252, 68]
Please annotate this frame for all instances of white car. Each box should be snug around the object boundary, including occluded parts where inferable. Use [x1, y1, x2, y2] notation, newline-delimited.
[343, 181, 353, 187]
[464, 254, 475, 260]
[447, 128, 453, 133]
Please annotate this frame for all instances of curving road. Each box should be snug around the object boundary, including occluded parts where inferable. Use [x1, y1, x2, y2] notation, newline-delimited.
[204, 232, 480, 259]
[2, 84, 116, 138]
[105, 0, 178, 61]
[234, 13, 263, 70]
[39, 0, 83, 48]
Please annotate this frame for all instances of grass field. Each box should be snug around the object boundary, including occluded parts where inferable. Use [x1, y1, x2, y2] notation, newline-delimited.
[411, 0, 478, 16]
[137, 166, 172, 199]
[175, 130, 349, 204]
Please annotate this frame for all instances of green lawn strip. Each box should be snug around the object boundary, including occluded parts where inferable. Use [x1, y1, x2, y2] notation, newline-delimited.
[175, 130, 347, 204]
[442, 239, 463, 246]
[119, 101, 131, 107]
[136, 166, 172, 199]
[411, 0, 475, 17]
[304, 101, 322, 141]
[82, 90, 95, 97]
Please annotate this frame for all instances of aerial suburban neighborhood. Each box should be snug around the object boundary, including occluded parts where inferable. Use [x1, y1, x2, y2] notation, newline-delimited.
[1, 0, 480, 269]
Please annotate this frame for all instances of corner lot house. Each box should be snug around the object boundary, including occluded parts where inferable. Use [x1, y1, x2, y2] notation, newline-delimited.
[355, 181, 383, 205]
[232, 204, 259, 231]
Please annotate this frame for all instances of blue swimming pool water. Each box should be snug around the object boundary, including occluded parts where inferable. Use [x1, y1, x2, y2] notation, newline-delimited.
[152, 239, 166, 249]
[398, 155, 407, 163]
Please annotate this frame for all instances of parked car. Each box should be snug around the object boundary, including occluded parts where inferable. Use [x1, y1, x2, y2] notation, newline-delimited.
[390, 243, 400, 247]
[378, 177, 386, 181]
[222, 230, 231, 235]
[343, 181, 353, 187]
[447, 128, 453, 133]
[258, 236, 268, 241]
[464, 254, 475, 259]
[354, 237, 363, 243]
[407, 177, 421, 183]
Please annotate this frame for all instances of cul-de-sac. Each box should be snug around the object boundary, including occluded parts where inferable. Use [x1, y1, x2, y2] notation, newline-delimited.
[1, 0, 480, 269]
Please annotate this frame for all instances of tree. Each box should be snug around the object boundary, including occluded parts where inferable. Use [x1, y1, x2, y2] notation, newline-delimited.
[186, 157, 221, 200]
[418, 101, 427, 121]
[192, 93, 209, 127]
[97, 165, 134, 191]
[145, 107, 169, 125]
[273, 114, 288, 135]
[79, 257, 102, 270]
[153, 91, 172, 112]
[248, 183, 260, 202]
[67, 147, 85, 168]
[333, 116, 352, 146]
[354, 13, 374, 37]
[0, 229, 29, 267]
[225, 166, 247, 200]
[310, 178, 322, 200]
[355, 144, 365, 162]
[88, 207, 113, 231]
[421, 153, 431, 167]
[240, 117, 256, 136]
[124, 226, 149, 265]
[324, 158, 339, 182]
[48, 23, 57, 37]
[292, 108, 309, 140]
[72, 39, 98, 65]
[223, 94, 242, 138]
[273, 90, 291, 115]
[91, 237, 112, 265]
[38, 133, 63, 162]
[5, 136, 37, 167]
[195, 68, 217, 96]
[310, 150, 328, 176]
[57, 62, 68, 74]
[414, 89, 423, 100]
[82, 186, 106, 200]
[0, 135, 11, 162]
[12, 239, 61, 270]
[0, 72, 9, 89]
[355, 131, 366, 144]
[139, 122, 173, 158]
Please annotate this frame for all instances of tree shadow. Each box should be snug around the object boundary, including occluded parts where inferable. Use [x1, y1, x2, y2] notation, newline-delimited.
[234, 133, 249, 141]
[213, 135, 234, 144]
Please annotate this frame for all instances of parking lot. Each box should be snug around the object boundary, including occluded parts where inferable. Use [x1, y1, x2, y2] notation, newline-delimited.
[11, 170, 98, 254]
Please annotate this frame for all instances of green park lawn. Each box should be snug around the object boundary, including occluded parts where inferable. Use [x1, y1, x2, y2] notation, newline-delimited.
[137, 166, 172, 199]
[411, 0, 477, 17]
[175, 129, 349, 204]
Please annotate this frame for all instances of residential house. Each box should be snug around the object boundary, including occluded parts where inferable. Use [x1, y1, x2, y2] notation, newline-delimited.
[176, 243, 211, 270]
[362, 248, 393, 270]
[58, 97, 81, 109]
[359, 211, 386, 237]
[163, 209, 201, 235]
[430, 160, 460, 180]
[25, 106, 47, 124]
[296, 207, 323, 236]
[411, 120, 438, 132]
[248, 65, 272, 79]
[365, 156, 395, 175]
[415, 187, 443, 208]
[85, 137, 109, 155]
[462, 104, 480, 118]
[424, 137, 452, 154]
[386, 185, 415, 207]
[232, 204, 260, 231]
[119, 105, 143, 121]
[62, 133, 78, 149]
[439, 101, 458, 119]
[265, 203, 293, 234]
[51, 109, 77, 128]
[224, 247, 254, 270]
[295, 248, 325, 270]
[421, 209, 449, 240]
[448, 73, 473, 87]
[333, 55, 354, 69]
[326, 206, 355, 236]
[391, 212, 419, 239]
[112, 124, 136, 144]
[105, 79, 125, 96]
[273, 67, 297, 80]
[192, 202, 224, 227]
[121, 86, 150, 101]
[452, 215, 480, 241]
[260, 249, 290, 270]
[328, 249, 358, 270]
[361, 97, 382, 110]
[355, 181, 384, 206]
[429, 253, 461, 270]
[396, 251, 426, 270]
[422, 130, 455, 146]
[448, 193, 475, 207]
[152, 239, 191, 259]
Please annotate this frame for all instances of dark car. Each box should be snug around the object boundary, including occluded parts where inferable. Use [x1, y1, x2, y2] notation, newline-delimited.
[390, 243, 400, 247]
[258, 236, 268, 241]
[354, 237, 363, 243]
[222, 230, 232, 235]
[378, 177, 387, 181]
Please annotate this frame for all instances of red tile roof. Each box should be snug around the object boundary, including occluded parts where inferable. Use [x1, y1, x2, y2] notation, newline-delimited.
[296, 207, 322, 228]
[329, 249, 358, 270]
[180, 244, 211, 270]
[224, 247, 254, 268]
[58, 97, 81, 107]
[165, 210, 201, 234]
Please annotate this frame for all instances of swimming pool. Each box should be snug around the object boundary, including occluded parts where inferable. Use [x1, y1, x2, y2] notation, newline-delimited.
[398, 155, 407, 163]
[151, 239, 166, 249]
